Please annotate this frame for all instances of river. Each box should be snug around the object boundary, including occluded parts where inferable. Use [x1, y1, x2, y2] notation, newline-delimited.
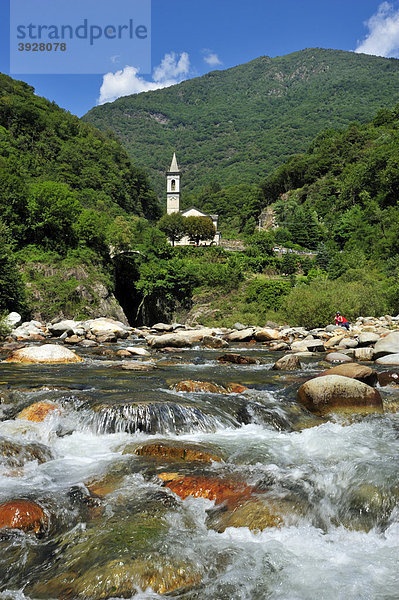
[0, 339, 398, 599]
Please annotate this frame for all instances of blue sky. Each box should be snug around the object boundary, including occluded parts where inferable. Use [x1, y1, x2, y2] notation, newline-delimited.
[1, 0, 399, 116]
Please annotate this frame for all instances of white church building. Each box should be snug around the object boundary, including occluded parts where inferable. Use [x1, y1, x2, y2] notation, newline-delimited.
[166, 153, 221, 246]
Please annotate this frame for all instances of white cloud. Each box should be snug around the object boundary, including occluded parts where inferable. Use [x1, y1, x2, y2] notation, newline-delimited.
[202, 49, 222, 66]
[98, 52, 190, 105]
[355, 2, 399, 57]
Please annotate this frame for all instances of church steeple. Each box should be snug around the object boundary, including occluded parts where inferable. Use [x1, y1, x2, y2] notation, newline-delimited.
[169, 152, 179, 172]
[166, 152, 181, 214]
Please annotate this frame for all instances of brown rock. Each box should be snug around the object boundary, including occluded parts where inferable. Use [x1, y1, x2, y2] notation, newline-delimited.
[297, 375, 383, 416]
[377, 371, 399, 387]
[127, 440, 223, 463]
[0, 499, 47, 534]
[64, 335, 82, 345]
[217, 353, 257, 365]
[17, 401, 60, 422]
[172, 380, 248, 394]
[272, 354, 301, 370]
[4, 344, 83, 364]
[160, 474, 254, 507]
[120, 361, 156, 371]
[208, 498, 286, 532]
[116, 349, 132, 357]
[318, 363, 377, 386]
[202, 335, 228, 349]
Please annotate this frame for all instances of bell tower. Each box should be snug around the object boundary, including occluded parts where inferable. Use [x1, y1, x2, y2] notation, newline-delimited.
[166, 152, 181, 214]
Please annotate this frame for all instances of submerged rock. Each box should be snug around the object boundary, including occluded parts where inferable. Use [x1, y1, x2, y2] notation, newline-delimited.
[172, 380, 248, 394]
[217, 353, 257, 365]
[17, 401, 60, 422]
[4, 344, 83, 364]
[297, 375, 383, 416]
[126, 440, 224, 463]
[0, 499, 48, 534]
[377, 371, 399, 386]
[0, 438, 53, 468]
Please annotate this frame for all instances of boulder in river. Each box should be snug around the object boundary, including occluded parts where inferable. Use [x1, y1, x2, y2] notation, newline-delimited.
[354, 347, 374, 361]
[4, 344, 83, 364]
[17, 401, 60, 422]
[224, 328, 255, 342]
[48, 320, 79, 337]
[377, 371, 399, 386]
[207, 497, 298, 532]
[318, 363, 377, 386]
[358, 332, 380, 347]
[254, 328, 281, 342]
[0, 438, 53, 468]
[202, 335, 229, 349]
[71, 557, 201, 598]
[297, 374, 383, 416]
[0, 499, 48, 534]
[159, 473, 254, 507]
[217, 353, 257, 365]
[375, 353, 399, 365]
[272, 354, 302, 370]
[172, 380, 248, 394]
[373, 331, 399, 359]
[325, 352, 353, 363]
[125, 440, 224, 463]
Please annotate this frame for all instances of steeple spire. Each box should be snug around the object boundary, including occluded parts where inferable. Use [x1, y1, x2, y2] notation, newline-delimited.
[169, 152, 179, 172]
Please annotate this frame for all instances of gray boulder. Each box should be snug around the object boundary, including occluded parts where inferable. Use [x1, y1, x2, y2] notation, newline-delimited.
[373, 331, 399, 359]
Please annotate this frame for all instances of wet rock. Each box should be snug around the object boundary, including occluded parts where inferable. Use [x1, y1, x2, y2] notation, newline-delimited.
[125, 346, 150, 356]
[159, 474, 254, 507]
[207, 497, 296, 532]
[125, 440, 224, 463]
[0, 438, 53, 468]
[4, 344, 83, 364]
[224, 328, 255, 342]
[318, 363, 377, 386]
[377, 371, 399, 386]
[375, 353, 399, 365]
[78, 339, 98, 348]
[116, 349, 132, 357]
[17, 401, 60, 422]
[0, 499, 48, 534]
[202, 335, 229, 349]
[72, 557, 201, 598]
[119, 361, 156, 371]
[325, 352, 353, 363]
[272, 354, 301, 370]
[172, 380, 248, 394]
[64, 335, 82, 345]
[373, 331, 399, 359]
[354, 347, 374, 361]
[217, 353, 257, 365]
[254, 328, 280, 342]
[297, 375, 383, 416]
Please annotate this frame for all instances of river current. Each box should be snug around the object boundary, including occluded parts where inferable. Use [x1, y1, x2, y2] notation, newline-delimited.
[0, 339, 398, 599]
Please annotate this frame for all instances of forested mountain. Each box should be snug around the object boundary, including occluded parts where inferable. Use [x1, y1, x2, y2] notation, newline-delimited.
[0, 72, 160, 249]
[261, 104, 399, 262]
[83, 48, 399, 198]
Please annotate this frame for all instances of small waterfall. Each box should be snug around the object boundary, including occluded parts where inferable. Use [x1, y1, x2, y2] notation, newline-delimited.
[81, 402, 238, 435]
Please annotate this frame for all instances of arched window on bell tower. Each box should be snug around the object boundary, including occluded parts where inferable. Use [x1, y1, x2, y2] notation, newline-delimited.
[171, 179, 176, 191]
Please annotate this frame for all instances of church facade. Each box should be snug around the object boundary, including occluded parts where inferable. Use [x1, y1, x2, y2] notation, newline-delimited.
[166, 153, 221, 246]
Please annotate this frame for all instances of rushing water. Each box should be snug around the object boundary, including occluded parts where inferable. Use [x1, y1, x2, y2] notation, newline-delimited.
[0, 340, 399, 599]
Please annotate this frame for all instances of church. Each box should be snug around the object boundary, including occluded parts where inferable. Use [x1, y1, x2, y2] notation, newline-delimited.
[166, 153, 221, 246]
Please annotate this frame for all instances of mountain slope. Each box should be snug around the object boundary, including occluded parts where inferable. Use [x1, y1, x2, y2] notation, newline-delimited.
[83, 48, 399, 197]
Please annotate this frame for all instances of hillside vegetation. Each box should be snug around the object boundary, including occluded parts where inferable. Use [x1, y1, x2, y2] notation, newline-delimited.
[83, 48, 399, 203]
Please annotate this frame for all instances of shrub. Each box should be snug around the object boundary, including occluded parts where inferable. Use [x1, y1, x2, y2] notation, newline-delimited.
[245, 278, 291, 310]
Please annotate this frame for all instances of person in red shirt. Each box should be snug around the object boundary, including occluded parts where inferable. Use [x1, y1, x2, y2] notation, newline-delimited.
[335, 312, 350, 330]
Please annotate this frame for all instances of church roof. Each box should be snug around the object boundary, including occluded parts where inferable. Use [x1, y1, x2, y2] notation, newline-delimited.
[169, 152, 179, 172]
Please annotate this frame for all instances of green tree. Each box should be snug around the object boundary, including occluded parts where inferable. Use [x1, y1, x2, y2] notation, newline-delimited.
[26, 181, 81, 251]
[0, 219, 27, 314]
[158, 212, 186, 246]
[184, 216, 216, 245]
